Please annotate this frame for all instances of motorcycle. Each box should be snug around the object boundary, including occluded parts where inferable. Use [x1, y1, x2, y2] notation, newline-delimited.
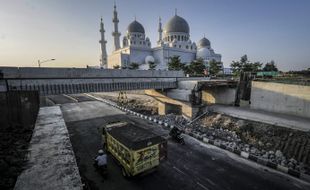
[93, 159, 108, 178]
[169, 127, 185, 145]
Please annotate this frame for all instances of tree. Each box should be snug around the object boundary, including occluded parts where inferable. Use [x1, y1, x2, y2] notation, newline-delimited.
[148, 61, 157, 70]
[113, 65, 120, 69]
[129, 62, 139, 70]
[263, 60, 278, 72]
[230, 55, 262, 75]
[209, 59, 222, 75]
[168, 56, 185, 71]
[186, 58, 206, 75]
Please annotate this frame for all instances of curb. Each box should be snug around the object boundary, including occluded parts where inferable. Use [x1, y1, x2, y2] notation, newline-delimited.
[107, 103, 169, 128]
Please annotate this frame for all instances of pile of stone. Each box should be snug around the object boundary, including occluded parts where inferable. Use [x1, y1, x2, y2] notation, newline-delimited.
[151, 112, 306, 173]
[152, 114, 189, 129]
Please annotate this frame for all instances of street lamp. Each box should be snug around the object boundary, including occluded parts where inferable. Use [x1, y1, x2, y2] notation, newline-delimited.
[38, 59, 56, 67]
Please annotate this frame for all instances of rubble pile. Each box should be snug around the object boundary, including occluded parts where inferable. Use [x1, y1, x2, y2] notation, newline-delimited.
[153, 114, 189, 128]
[123, 99, 157, 115]
[0, 124, 34, 189]
[138, 108, 309, 173]
[93, 92, 158, 115]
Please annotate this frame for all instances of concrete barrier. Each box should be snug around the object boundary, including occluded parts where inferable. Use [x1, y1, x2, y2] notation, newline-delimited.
[214, 140, 221, 147]
[14, 106, 83, 190]
[203, 137, 209, 143]
[240, 151, 249, 159]
[2, 67, 182, 95]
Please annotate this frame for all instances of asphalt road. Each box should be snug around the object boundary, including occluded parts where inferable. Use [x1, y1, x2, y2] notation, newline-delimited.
[55, 94, 310, 190]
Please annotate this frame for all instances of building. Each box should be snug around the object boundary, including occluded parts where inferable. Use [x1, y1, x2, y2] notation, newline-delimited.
[101, 4, 222, 70]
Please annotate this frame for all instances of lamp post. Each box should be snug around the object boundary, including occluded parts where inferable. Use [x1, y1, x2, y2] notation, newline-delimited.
[38, 59, 56, 67]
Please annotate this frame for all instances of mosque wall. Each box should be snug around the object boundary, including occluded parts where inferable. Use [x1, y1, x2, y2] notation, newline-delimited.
[152, 48, 166, 70]
[128, 48, 152, 66]
[164, 48, 196, 65]
[107, 52, 122, 69]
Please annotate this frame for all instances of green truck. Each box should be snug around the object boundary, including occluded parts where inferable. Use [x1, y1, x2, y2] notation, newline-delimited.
[102, 121, 167, 177]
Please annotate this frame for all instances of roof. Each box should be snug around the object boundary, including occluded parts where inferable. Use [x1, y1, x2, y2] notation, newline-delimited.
[107, 123, 165, 150]
[127, 20, 145, 34]
[164, 15, 189, 34]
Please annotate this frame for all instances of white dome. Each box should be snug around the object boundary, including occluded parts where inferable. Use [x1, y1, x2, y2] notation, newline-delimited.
[145, 55, 155, 64]
[198, 37, 211, 48]
[197, 47, 211, 59]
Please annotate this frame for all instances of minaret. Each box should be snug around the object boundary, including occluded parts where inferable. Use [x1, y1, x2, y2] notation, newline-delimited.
[157, 17, 163, 44]
[112, 2, 121, 50]
[99, 18, 107, 68]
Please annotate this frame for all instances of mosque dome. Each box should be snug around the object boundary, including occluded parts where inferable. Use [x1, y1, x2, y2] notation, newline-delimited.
[127, 20, 145, 33]
[198, 37, 211, 48]
[164, 15, 189, 34]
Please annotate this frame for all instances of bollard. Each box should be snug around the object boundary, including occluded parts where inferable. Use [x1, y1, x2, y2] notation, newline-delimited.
[240, 151, 249, 159]
[203, 137, 209, 143]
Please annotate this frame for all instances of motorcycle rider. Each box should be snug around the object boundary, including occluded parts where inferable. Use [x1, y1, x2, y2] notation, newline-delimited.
[169, 126, 185, 144]
[95, 149, 107, 169]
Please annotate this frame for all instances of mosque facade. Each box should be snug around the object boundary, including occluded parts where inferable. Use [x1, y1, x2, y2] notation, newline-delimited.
[99, 4, 222, 70]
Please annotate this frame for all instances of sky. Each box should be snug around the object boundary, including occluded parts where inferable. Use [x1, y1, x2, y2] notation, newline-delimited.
[0, 0, 309, 71]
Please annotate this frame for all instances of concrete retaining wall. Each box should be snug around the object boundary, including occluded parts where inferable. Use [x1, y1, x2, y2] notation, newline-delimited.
[251, 81, 310, 118]
[0, 91, 39, 128]
[202, 87, 236, 105]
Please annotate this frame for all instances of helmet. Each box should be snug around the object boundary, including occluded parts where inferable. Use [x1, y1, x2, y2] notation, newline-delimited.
[98, 149, 104, 154]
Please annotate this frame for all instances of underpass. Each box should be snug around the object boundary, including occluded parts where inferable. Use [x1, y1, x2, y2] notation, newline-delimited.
[56, 94, 309, 190]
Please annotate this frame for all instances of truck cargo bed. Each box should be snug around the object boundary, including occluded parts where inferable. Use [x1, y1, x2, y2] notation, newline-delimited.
[107, 124, 165, 150]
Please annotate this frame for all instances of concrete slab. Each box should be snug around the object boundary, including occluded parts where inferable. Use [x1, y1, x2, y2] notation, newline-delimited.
[61, 99, 124, 123]
[207, 105, 310, 132]
[14, 106, 82, 190]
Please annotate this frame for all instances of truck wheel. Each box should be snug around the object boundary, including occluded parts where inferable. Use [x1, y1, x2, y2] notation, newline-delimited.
[121, 167, 127, 177]
[121, 167, 131, 178]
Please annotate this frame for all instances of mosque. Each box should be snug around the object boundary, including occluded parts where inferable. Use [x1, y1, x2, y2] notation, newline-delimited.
[99, 4, 222, 70]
